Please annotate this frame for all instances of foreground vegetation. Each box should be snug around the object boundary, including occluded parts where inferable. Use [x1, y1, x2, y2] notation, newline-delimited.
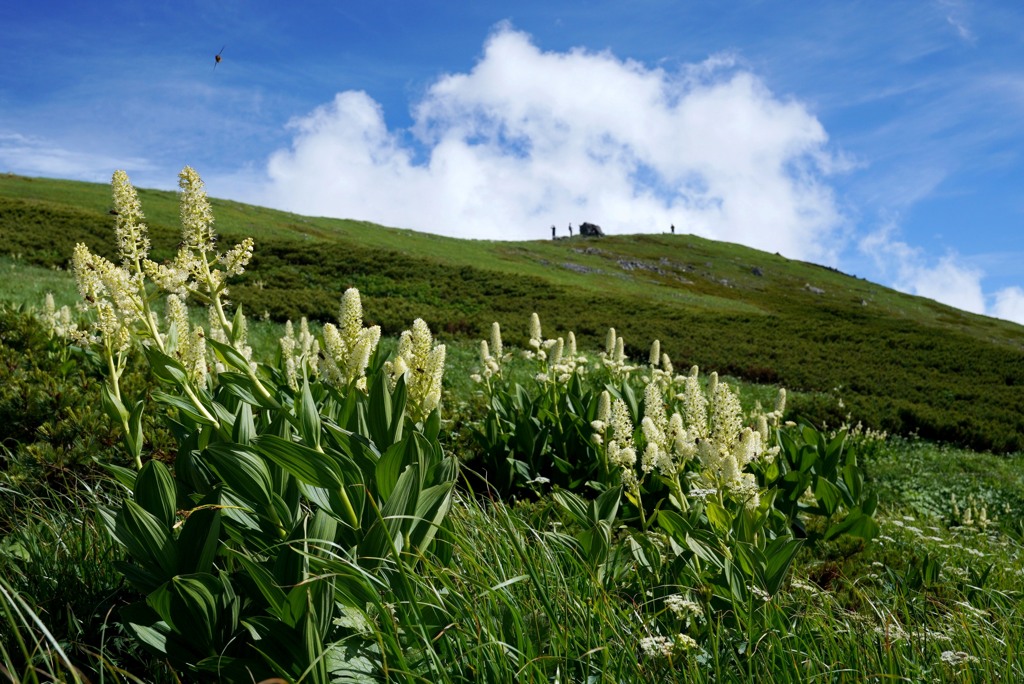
[2, 302, 1022, 682]
[0, 169, 1021, 682]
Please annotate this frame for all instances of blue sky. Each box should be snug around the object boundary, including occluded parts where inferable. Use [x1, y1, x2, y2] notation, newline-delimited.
[2, 1, 1023, 323]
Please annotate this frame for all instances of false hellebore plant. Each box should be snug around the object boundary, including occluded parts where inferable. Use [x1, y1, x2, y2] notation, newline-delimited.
[469, 314, 877, 617]
[67, 168, 459, 681]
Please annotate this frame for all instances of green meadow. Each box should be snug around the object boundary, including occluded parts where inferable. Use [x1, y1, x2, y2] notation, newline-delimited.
[0, 171, 1021, 682]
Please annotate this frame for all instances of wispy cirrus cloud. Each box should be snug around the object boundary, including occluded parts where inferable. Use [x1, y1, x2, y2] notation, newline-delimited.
[0, 132, 154, 182]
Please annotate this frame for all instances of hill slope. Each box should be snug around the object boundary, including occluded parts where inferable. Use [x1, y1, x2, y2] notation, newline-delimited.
[2, 173, 1023, 451]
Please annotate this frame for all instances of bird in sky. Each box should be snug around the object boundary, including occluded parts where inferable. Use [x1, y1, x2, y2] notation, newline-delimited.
[214, 46, 225, 70]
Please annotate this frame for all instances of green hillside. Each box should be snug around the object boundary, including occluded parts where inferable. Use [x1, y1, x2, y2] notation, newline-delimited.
[2, 172, 1022, 451]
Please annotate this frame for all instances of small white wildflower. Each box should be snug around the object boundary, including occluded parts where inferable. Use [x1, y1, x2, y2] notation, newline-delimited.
[665, 594, 704, 620]
[688, 487, 718, 500]
[675, 634, 699, 652]
[639, 636, 674, 659]
[940, 651, 979, 666]
[219, 237, 254, 277]
[747, 584, 772, 602]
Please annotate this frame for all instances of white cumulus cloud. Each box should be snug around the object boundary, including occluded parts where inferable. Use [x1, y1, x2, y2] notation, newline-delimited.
[258, 27, 844, 262]
[991, 286, 1024, 324]
[860, 225, 1024, 324]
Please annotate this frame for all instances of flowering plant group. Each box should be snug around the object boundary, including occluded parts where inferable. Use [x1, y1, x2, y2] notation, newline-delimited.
[468, 312, 877, 612]
[61, 168, 458, 680]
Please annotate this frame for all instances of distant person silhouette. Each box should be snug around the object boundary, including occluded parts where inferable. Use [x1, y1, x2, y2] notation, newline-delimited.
[670, 224, 675, 234]
[551, 224, 556, 239]
[569, 224, 573, 237]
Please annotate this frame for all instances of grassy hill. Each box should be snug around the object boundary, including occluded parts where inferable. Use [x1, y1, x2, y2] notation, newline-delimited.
[1, 172, 1022, 452]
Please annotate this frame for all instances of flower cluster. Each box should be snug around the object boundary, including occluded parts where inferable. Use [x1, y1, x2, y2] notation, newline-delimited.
[111, 170, 151, 269]
[664, 594, 704, 622]
[387, 318, 445, 423]
[72, 242, 144, 354]
[589, 363, 781, 510]
[165, 294, 208, 385]
[38, 293, 79, 341]
[279, 317, 319, 390]
[69, 167, 260, 466]
[519, 313, 587, 384]
[71, 170, 153, 353]
[646, 338, 677, 390]
[689, 371, 766, 508]
[470, 322, 511, 389]
[319, 288, 381, 392]
[599, 327, 638, 380]
[640, 382, 695, 479]
[639, 633, 698, 658]
[606, 397, 639, 489]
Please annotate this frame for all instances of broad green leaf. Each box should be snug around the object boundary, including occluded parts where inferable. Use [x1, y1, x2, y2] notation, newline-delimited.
[424, 407, 441, 442]
[230, 304, 246, 344]
[723, 557, 747, 604]
[691, 529, 727, 569]
[798, 444, 818, 472]
[626, 533, 661, 573]
[299, 376, 321, 451]
[100, 382, 128, 425]
[657, 509, 694, 540]
[230, 552, 289, 624]
[732, 540, 765, 582]
[206, 338, 252, 374]
[409, 481, 454, 551]
[813, 477, 843, 517]
[104, 463, 138, 491]
[592, 485, 622, 525]
[115, 560, 164, 595]
[126, 399, 145, 461]
[367, 373, 393, 448]
[841, 463, 864, 504]
[308, 509, 339, 558]
[147, 573, 223, 651]
[144, 346, 190, 386]
[254, 434, 344, 489]
[134, 459, 176, 529]
[219, 372, 275, 409]
[376, 438, 413, 501]
[705, 500, 733, 535]
[152, 391, 216, 426]
[303, 604, 329, 684]
[824, 508, 880, 541]
[360, 465, 418, 562]
[763, 536, 803, 595]
[232, 401, 255, 446]
[863, 491, 878, 517]
[177, 494, 222, 575]
[115, 499, 178, 579]
[205, 443, 274, 509]
[125, 620, 170, 656]
[553, 489, 589, 527]
[578, 522, 610, 567]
